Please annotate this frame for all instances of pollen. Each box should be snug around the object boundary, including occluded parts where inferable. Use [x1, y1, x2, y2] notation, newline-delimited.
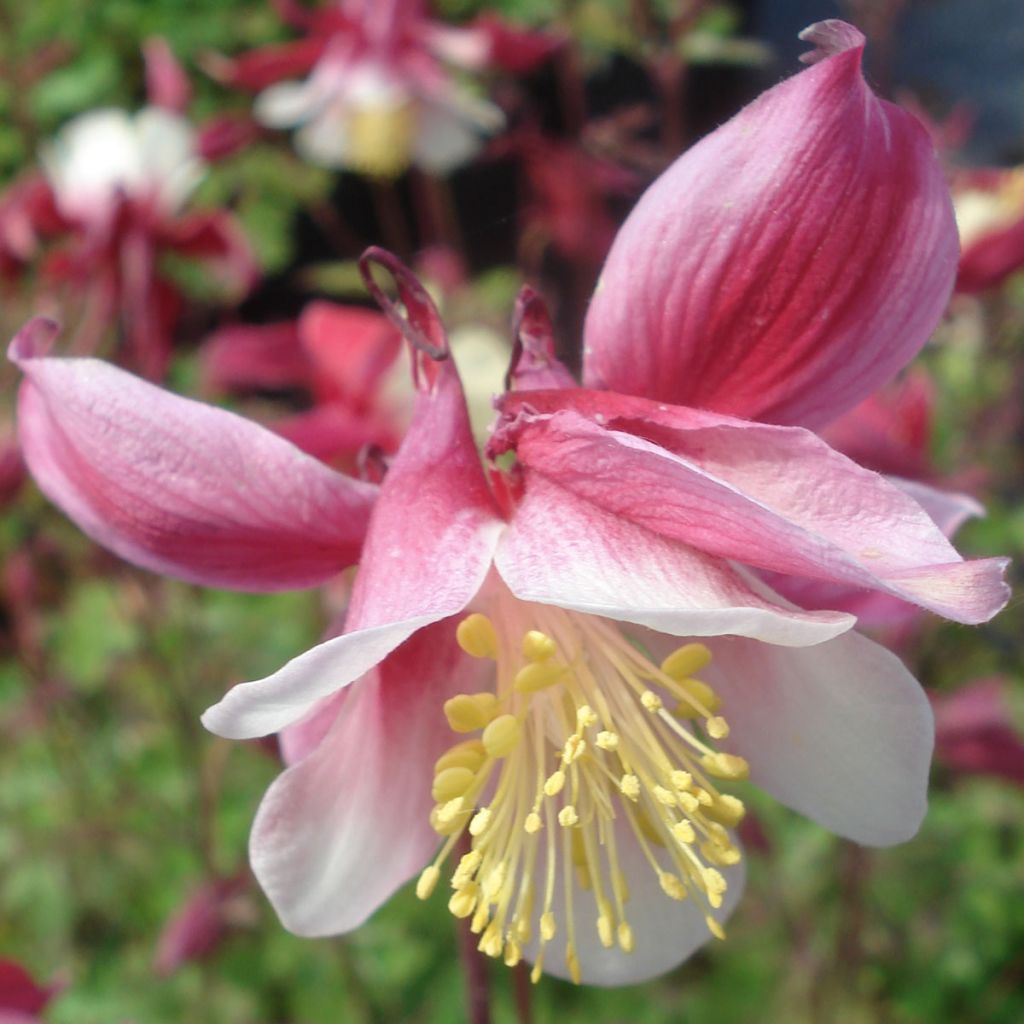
[419, 604, 747, 983]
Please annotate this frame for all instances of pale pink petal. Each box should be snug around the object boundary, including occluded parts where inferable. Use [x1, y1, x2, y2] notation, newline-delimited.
[582, 22, 958, 428]
[144, 37, 192, 112]
[202, 347, 503, 739]
[495, 392, 1008, 625]
[497, 473, 853, 646]
[524, 824, 745, 986]
[10, 318, 375, 591]
[249, 624, 482, 936]
[705, 630, 933, 845]
[891, 477, 984, 537]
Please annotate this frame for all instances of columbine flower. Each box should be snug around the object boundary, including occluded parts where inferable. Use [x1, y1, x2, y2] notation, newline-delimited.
[9, 21, 1009, 985]
[953, 167, 1024, 294]
[214, 0, 513, 177]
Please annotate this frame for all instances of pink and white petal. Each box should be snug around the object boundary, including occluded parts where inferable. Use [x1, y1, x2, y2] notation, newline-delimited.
[250, 623, 483, 936]
[202, 358, 503, 738]
[524, 823, 745, 986]
[582, 22, 958, 428]
[890, 477, 983, 537]
[10, 319, 376, 591]
[143, 37, 192, 112]
[497, 397, 1008, 625]
[705, 630, 934, 846]
[497, 473, 853, 646]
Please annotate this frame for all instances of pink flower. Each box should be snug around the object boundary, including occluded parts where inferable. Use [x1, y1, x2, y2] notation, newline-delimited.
[0, 960, 59, 1024]
[953, 167, 1024, 294]
[9, 22, 1009, 986]
[214, 0, 515, 177]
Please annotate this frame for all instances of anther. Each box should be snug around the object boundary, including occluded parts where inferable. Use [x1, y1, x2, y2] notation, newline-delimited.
[640, 690, 663, 712]
[596, 730, 620, 751]
[558, 805, 579, 828]
[617, 921, 635, 953]
[540, 911, 556, 941]
[434, 739, 486, 774]
[566, 943, 581, 985]
[671, 678, 722, 718]
[704, 794, 746, 829]
[524, 811, 542, 833]
[576, 705, 598, 729]
[562, 734, 586, 764]
[514, 659, 567, 693]
[672, 820, 696, 844]
[456, 613, 498, 659]
[597, 914, 614, 949]
[706, 715, 730, 739]
[522, 630, 557, 661]
[671, 770, 693, 791]
[653, 785, 677, 806]
[449, 885, 479, 918]
[661, 642, 713, 680]
[700, 752, 750, 780]
[705, 915, 726, 941]
[659, 872, 688, 900]
[444, 693, 499, 732]
[432, 766, 476, 803]
[469, 807, 492, 836]
[619, 774, 640, 801]
[415, 865, 440, 900]
[543, 770, 566, 796]
[482, 714, 520, 757]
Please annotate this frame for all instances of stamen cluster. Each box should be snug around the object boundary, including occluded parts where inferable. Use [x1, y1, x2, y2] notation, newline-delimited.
[415, 599, 749, 983]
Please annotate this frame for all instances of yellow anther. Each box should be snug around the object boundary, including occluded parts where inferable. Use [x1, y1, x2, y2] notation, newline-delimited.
[597, 914, 614, 948]
[449, 885, 479, 918]
[703, 868, 727, 896]
[431, 804, 469, 835]
[671, 770, 693, 791]
[704, 794, 746, 829]
[544, 770, 566, 797]
[514, 916, 532, 944]
[563, 734, 587, 764]
[530, 961, 543, 985]
[617, 921, 635, 953]
[437, 797, 466, 824]
[452, 850, 482, 887]
[701, 752, 750, 780]
[619, 774, 641, 801]
[566, 943, 581, 985]
[540, 911, 556, 942]
[415, 865, 440, 900]
[504, 940, 522, 968]
[443, 693, 498, 732]
[596, 730, 620, 751]
[482, 863, 507, 901]
[576, 705, 598, 729]
[653, 785, 677, 807]
[640, 690, 663, 712]
[469, 807, 492, 836]
[524, 811, 543, 833]
[434, 739, 486, 775]
[514, 659, 566, 693]
[705, 915, 727, 941]
[558, 805, 579, 828]
[470, 903, 490, 934]
[672, 820, 696, 844]
[456, 613, 498, 659]
[479, 922, 504, 958]
[706, 715, 730, 739]
[432, 766, 476, 803]
[695, 787, 714, 806]
[482, 714, 520, 758]
[659, 872, 688, 901]
[701, 841, 742, 866]
[661, 642, 712, 680]
[671, 678, 722, 718]
[522, 629, 557, 661]
[678, 792, 700, 814]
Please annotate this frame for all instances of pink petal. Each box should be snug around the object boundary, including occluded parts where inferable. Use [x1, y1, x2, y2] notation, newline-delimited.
[202, 348, 503, 739]
[523, 823, 745, 986]
[495, 391, 1008, 625]
[582, 21, 958, 428]
[497, 473, 854, 646]
[200, 321, 311, 395]
[957, 212, 1024, 294]
[143, 37, 192, 112]
[249, 624, 481, 936]
[195, 114, 262, 161]
[0, 960, 54, 1015]
[505, 286, 577, 392]
[10, 318, 376, 591]
[203, 39, 328, 91]
[704, 630, 934, 845]
[157, 210, 259, 292]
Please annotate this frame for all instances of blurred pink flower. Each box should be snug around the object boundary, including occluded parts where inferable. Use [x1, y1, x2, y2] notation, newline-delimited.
[212, 0, 536, 176]
[153, 873, 250, 975]
[0, 959, 59, 1024]
[934, 679, 1024, 786]
[8, 22, 1010, 986]
[953, 167, 1024, 294]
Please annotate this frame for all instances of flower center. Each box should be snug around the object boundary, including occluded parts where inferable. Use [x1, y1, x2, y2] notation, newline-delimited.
[415, 599, 748, 984]
[346, 100, 416, 178]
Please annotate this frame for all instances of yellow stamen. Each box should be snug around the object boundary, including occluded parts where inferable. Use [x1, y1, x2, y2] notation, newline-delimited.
[457, 613, 499, 659]
[482, 714, 520, 758]
[522, 630, 557, 661]
[661, 642, 713, 680]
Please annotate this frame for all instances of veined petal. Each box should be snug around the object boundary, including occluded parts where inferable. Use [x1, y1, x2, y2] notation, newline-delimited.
[495, 392, 1008, 625]
[582, 21, 958, 428]
[202, 355, 504, 738]
[703, 630, 934, 846]
[10, 318, 376, 591]
[496, 473, 853, 647]
[250, 624, 484, 936]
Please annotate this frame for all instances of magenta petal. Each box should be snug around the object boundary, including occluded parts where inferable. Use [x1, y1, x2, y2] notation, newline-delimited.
[498, 473, 853, 646]
[143, 37, 193, 112]
[497, 391, 1009, 625]
[10, 318, 376, 591]
[582, 22, 958, 428]
[202, 357, 503, 738]
[249, 625, 481, 936]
